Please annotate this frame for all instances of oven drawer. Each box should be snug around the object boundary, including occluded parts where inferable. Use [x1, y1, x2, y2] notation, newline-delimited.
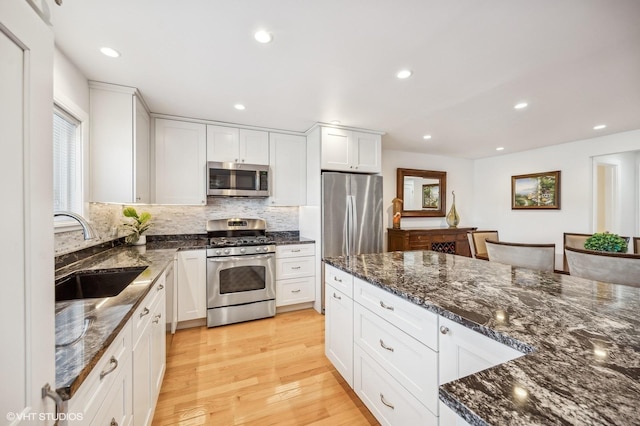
[276, 257, 314, 279]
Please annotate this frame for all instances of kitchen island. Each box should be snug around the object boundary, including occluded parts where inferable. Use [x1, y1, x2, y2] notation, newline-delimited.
[324, 250, 640, 426]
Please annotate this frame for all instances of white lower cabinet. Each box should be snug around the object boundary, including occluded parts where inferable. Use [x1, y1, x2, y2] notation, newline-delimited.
[177, 249, 206, 321]
[354, 346, 437, 426]
[324, 283, 353, 387]
[275, 244, 315, 307]
[93, 354, 133, 426]
[324, 264, 526, 426]
[438, 316, 523, 385]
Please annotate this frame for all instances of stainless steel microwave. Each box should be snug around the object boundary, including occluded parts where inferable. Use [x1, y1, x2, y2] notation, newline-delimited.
[207, 162, 269, 197]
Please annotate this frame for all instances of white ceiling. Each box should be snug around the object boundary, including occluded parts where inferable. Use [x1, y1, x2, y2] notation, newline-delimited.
[52, 0, 640, 159]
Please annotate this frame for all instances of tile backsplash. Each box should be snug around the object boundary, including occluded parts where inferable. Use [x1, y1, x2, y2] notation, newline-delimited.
[55, 198, 299, 255]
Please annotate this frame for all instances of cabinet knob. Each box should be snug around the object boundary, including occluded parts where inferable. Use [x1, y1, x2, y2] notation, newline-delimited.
[440, 326, 449, 335]
[111, 418, 118, 426]
[136, 197, 141, 201]
[235, 158, 238, 162]
[332, 292, 342, 300]
[355, 166, 358, 169]
[350, 166, 353, 169]
[292, 289, 301, 293]
[140, 307, 150, 318]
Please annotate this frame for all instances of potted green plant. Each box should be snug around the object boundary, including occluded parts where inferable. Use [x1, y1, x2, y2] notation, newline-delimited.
[122, 206, 152, 245]
[584, 232, 628, 253]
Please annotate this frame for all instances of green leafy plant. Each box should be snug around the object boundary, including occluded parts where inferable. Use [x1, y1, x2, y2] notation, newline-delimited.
[122, 207, 152, 244]
[584, 232, 628, 253]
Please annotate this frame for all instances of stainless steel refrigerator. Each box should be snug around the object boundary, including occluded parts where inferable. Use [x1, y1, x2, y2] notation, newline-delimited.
[321, 172, 383, 311]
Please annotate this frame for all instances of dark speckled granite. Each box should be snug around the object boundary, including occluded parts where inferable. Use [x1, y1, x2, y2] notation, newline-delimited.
[267, 230, 315, 245]
[55, 246, 177, 400]
[324, 250, 640, 426]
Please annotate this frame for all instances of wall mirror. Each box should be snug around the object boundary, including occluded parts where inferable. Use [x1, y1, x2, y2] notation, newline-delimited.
[396, 168, 447, 217]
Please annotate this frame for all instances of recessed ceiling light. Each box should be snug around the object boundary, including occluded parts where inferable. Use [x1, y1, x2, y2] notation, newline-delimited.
[234, 104, 246, 110]
[496, 147, 505, 151]
[330, 120, 341, 125]
[254, 30, 273, 44]
[593, 124, 607, 130]
[100, 47, 120, 58]
[423, 135, 432, 140]
[396, 69, 412, 79]
[514, 102, 528, 110]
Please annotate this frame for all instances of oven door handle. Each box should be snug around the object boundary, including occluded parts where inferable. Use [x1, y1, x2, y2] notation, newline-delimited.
[207, 254, 274, 263]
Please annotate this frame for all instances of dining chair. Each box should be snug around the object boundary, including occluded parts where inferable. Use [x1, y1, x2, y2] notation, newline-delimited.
[468, 230, 499, 260]
[565, 246, 640, 287]
[563, 232, 631, 271]
[634, 237, 640, 254]
[486, 240, 556, 272]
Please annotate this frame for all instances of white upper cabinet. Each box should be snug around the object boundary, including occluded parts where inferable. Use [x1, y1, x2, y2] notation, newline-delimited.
[89, 82, 151, 203]
[320, 127, 381, 173]
[155, 118, 207, 205]
[269, 133, 306, 206]
[207, 125, 269, 164]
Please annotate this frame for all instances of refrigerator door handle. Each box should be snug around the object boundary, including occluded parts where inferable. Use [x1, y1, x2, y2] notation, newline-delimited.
[350, 195, 357, 255]
[345, 195, 351, 257]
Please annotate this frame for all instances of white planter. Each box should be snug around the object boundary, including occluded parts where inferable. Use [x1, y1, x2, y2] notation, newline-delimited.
[131, 234, 146, 246]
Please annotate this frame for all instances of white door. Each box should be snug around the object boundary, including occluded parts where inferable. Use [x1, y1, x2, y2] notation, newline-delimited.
[206, 125, 239, 162]
[177, 250, 207, 321]
[324, 286, 353, 387]
[239, 129, 269, 164]
[155, 119, 207, 205]
[0, 0, 56, 423]
[352, 131, 381, 173]
[269, 133, 306, 206]
[321, 127, 352, 171]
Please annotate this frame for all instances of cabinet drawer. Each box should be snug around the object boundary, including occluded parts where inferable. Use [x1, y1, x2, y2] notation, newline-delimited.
[277, 256, 314, 279]
[353, 345, 438, 425]
[324, 264, 353, 298]
[276, 276, 315, 307]
[132, 278, 163, 347]
[276, 244, 315, 258]
[354, 278, 438, 350]
[67, 321, 132, 425]
[354, 303, 438, 413]
[91, 355, 132, 426]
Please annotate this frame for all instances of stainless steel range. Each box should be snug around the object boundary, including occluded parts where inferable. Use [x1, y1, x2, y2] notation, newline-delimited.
[206, 218, 276, 327]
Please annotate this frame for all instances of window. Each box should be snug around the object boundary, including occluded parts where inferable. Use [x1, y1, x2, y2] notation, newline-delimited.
[53, 105, 82, 221]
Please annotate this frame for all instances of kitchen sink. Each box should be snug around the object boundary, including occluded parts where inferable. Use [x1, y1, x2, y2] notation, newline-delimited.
[55, 266, 147, 302]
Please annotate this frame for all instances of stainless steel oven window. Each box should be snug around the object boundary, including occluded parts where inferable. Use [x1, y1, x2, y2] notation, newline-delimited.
[219, 265, 266, 293]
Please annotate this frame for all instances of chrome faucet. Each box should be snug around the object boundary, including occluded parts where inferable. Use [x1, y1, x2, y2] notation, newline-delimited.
[54, 211, 98, 240]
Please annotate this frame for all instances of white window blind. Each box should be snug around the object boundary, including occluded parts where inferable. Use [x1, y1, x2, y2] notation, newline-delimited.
[53, 106, 82, 214]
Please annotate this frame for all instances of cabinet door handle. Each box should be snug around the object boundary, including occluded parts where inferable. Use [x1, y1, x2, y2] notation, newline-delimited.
[139, 307, 150, 318]
[100, 356, 118, 380]
[332, 292, 342, 300]
[379, 339, 394, 352]
[153, 313, 162, 323]
[291, 266, 301, 270]
[111, 418, 118, 426]
[157, 284, 164, 291]
[291, 289, 301, 293]
[291, 249, 301, 253]
[440, 326, 450, 335]
[380, 393, 395, 410]
[333, 276, 342, 283]
[379, 301, 394, 311]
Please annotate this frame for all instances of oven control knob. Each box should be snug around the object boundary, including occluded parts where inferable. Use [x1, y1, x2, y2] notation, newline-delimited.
[224, 249, 231, 255]
[255, 247, 262, 252]
[215, 250, 222, 255]
[240, 248, 246, 254]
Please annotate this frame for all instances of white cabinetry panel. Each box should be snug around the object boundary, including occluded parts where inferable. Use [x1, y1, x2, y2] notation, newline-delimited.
[269, 132, 306, 206]
[207, 125, 269, 164]
[177, 249, 207, 321]
[155, 119, 207, 205]
[325, 285, 353, 387]
[320, 127, 381, 173]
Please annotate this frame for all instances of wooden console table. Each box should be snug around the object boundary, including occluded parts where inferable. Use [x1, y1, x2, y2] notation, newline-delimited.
[387, 227, 477, 257]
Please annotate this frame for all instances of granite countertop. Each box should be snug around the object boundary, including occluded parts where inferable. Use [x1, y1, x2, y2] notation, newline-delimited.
[55, 246, 176, 400]
[323, 251, 640, 426]
[54, 233, 314, 400]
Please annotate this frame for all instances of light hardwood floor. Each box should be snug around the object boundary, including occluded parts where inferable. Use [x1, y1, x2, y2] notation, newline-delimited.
[152, 309, 378, 425]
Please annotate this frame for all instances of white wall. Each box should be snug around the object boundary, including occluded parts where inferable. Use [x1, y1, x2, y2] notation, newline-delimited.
[382, 149, 475, 231]
[472, 129, 640, 253]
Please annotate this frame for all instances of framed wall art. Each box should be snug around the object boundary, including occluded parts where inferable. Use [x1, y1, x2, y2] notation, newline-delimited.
[511, 170, 561, 210]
